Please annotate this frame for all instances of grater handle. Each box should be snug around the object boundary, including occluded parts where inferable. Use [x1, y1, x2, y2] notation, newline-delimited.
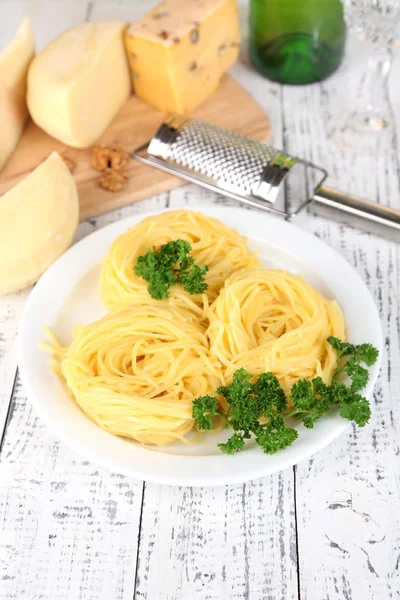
[311, 185, 400, 242]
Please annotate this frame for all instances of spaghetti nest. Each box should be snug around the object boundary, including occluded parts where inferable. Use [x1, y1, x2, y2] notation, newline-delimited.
[207, 269, 346, 399]
[100, 210, 261, 319]
[45, 306, 221, 445]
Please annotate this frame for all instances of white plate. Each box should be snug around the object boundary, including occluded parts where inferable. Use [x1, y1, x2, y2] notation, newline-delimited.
[17, 205, 382, 487]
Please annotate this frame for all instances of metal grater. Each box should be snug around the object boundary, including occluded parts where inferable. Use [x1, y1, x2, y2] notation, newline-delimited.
[134, 115, 400, 241]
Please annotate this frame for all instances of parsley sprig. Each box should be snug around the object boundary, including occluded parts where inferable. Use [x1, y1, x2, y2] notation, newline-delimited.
[192, 337, 379, 455]
[134, 239, 208, 300]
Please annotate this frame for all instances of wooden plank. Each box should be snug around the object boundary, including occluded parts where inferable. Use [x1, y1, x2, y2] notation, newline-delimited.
[295, 243, 400, 599]
[0, 292, 28, 442]
[135, 475, 298, 600]
[0, 374, 144, 600]
[280, 32, 400, 598]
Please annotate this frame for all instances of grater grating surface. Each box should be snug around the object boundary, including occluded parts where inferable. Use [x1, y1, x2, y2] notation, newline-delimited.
[135, 115, 326, 214]
[166, 120, 279, 196]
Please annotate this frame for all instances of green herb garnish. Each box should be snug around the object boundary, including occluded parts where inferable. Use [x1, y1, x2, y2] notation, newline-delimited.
[192, 337, 378, 455]
[134, 239, 208, 300]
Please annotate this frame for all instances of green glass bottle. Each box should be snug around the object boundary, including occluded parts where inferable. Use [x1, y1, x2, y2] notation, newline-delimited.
[249, 0, 346, 85]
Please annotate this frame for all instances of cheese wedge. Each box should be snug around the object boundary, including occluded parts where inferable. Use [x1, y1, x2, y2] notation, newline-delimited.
[125, 0, 240, 114]
[27, 22, 131, 148]
[0, 17, 34, 171]
[0, 152, 79, 295]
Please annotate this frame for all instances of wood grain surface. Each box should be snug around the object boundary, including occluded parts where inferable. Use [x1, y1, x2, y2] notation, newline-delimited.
[0, 75, 271, 221]
[0, 1, 399, 599]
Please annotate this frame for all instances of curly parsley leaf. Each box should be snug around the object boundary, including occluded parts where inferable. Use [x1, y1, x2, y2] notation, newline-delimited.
[194, 368, 297, 456]
[355, 343, 379, 366]
[327, 336, 355, 358]
[218, 368, 257, 431]
[290, 377, 332, 428]
[328, 337, 379, 393]
[253, 372, 287, 414]
[345, 358, 369, 391]
[192, 395, 220, 431]
[290, 379, 314, 412]
[192, 337, 379, 456]
[134, 239, 208, 300]
[288, 338, 379, 428]
[218, 432, 249, 455]
[254, 417, 299, 454]
[340, 398, 371, 427]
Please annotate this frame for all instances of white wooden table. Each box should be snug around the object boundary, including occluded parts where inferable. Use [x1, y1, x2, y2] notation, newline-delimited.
[1, 1, 399, 599]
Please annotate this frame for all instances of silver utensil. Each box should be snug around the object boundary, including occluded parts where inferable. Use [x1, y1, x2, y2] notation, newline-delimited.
[134, 115, 400, 242]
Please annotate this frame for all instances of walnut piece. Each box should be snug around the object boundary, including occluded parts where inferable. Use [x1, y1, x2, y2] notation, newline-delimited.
[92, 143, 129, 172]
[99, 169, 129, 192]
[62, 156, 76, 172]
[109, 144, 129, 170]
[92, 145, 110, 171]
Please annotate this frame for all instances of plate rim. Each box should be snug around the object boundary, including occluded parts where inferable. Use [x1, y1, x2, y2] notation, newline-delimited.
[17, 204, 383, 487]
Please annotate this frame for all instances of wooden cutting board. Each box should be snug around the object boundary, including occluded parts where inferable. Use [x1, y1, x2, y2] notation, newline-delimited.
[0, 75, 271, 222]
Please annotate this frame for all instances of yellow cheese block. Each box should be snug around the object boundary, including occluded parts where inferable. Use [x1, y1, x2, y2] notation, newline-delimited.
[0, 152, 79, 295]
[125, 0, 240, 114]
[0, 17, 34, 171]
[27, 22, 131, 148]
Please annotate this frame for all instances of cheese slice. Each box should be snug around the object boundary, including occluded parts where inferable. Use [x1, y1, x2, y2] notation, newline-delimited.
[125, 0, 240, 114]
[0, 17, 35, 171]
[27, 22, 131, 148]
[0, 152, 79, 295]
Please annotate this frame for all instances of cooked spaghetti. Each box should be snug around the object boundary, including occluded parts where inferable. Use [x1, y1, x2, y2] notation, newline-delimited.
[41, 210, 350, 449]
[207, 269, 346, 400]
[100, 210, 261, 319]
[42, 306, 222, 445]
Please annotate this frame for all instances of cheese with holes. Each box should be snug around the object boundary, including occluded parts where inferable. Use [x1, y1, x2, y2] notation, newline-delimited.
[125, 0, 240, 114]
[0, 17, 34, 171]
[27, 22, 131, 148]
[0, 152, 79, 295]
